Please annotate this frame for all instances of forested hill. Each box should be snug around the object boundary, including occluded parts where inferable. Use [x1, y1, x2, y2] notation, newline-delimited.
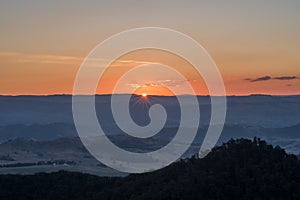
[0, 138, 299, 200]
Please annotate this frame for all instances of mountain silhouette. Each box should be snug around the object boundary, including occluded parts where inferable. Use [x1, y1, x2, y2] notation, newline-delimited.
[0, 138, 299, 200]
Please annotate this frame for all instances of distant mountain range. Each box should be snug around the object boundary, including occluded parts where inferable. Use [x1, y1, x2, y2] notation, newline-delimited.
[1, 94, 299, 127]
[0, 94, 299, 175]
[0, 123, 299, 154]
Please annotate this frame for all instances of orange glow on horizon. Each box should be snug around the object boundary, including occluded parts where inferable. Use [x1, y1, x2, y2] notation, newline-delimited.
[0, 50, 299, 96]
[96, 49, 209, 96]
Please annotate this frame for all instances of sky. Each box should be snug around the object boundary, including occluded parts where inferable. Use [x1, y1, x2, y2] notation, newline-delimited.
[0, 0, 299, 95]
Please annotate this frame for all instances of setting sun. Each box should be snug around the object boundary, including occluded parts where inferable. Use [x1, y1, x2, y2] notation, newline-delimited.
[142, 93, 147, 97]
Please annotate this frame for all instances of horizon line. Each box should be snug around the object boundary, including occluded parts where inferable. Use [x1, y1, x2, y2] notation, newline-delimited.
[0, 93, 299, 97]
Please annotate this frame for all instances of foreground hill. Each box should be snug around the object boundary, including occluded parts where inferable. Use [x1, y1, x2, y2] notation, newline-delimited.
[0, 138, 299, 200]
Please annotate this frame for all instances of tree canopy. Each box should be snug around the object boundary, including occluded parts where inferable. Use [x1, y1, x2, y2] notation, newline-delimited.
[0, 138, 299, 200]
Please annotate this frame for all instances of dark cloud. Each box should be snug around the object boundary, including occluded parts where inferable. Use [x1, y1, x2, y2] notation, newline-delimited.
[273, 76, 298, 80]
[249, 76, 272, 82]
[245, 75, 299, 82]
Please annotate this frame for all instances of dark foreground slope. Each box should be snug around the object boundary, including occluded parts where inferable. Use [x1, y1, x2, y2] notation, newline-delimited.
[0, 138, 299, 200]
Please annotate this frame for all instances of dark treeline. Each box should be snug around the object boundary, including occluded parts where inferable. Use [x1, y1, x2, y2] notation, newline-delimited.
[0, 138, 299, 200]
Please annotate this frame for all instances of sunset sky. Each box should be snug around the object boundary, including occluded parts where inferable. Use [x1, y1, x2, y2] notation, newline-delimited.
[0, 0, 299, 95]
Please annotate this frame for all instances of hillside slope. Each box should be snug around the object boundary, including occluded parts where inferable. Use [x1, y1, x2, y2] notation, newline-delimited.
[0, 138, 299, 199]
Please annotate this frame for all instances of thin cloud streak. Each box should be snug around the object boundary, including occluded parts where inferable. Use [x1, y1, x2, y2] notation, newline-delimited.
[246, 76, 271, 82]
[127, 79, 198, 88]
[0, 52, 84, 65]
[0, 52, 156, 67]
[245, 75, 299, 82]
[273, 76, 298, 80]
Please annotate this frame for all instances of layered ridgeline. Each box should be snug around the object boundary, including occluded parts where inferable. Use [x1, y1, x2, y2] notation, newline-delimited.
[0, 138, 299, 200]
[0, 95, 300, 154]
[0, 95, 300, 176]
